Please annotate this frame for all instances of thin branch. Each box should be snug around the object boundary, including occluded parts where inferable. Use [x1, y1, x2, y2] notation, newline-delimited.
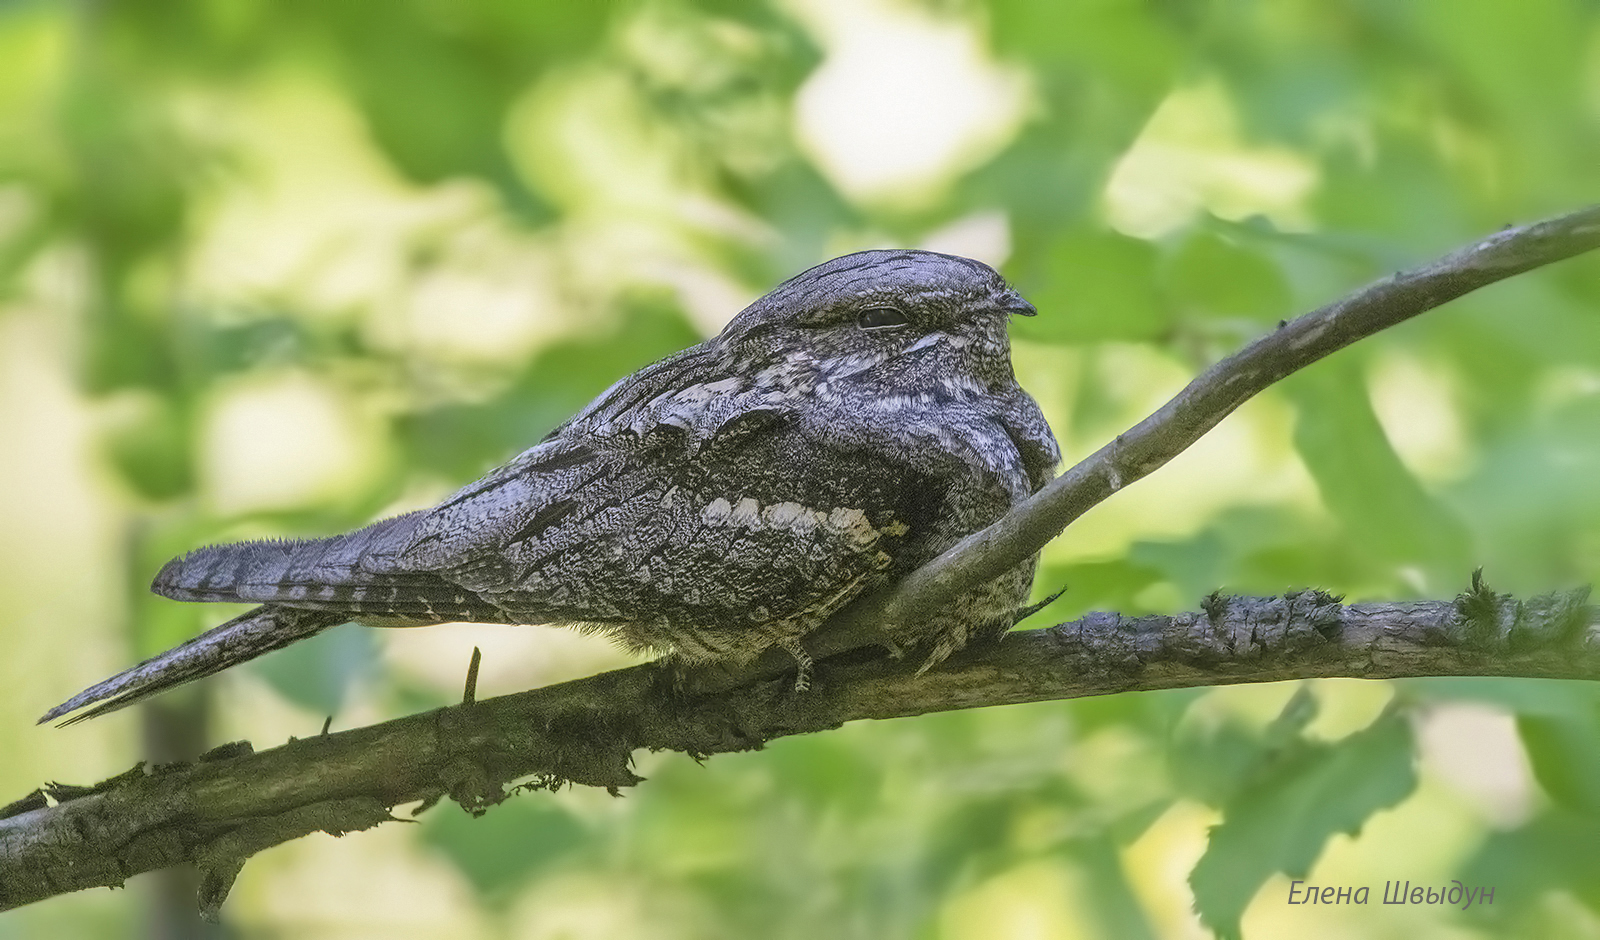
[3, 582, 1597, 915]
[5, 206, 1600, 913]
[879, 205, 1600, 631]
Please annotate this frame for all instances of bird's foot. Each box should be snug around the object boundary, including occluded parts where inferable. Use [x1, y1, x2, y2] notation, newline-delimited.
[650, 653, 699, 698]
[775, 635, 813, 693]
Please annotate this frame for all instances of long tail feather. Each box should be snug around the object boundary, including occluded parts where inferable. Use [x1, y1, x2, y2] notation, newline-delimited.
[148, 521, 490, 623]
[151, 513, 424, 604]
[39, 606, 342, 725]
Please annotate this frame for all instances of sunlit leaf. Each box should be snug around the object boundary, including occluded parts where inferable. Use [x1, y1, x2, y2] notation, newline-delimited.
[1190, 709, 1416, 939]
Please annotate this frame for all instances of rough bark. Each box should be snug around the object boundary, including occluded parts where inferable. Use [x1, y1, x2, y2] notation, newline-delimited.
[4, 580, 1597, 917]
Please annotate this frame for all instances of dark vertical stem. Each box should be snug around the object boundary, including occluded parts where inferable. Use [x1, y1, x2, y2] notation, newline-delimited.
[131, 517, 223, 940]
[142, 696, 218, 940]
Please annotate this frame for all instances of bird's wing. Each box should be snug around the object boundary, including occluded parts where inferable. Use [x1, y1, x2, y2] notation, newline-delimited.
[154, 365, 936, 634]
[997, 390, 1061, 492]
[389, 403, 937, 632]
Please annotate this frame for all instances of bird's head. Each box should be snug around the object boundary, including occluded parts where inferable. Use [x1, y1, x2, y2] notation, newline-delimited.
[720, 249, 1036, 396]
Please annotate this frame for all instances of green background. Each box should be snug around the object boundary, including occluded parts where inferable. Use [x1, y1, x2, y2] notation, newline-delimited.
[1, 0, 1598, 937]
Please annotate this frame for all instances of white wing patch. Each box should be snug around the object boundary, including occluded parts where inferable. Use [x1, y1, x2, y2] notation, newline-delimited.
[699, 497, 906, 569]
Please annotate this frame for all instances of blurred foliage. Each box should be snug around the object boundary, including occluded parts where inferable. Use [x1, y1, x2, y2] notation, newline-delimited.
[1, 0, 1599, 937]
[1186, 689, 1417, 939]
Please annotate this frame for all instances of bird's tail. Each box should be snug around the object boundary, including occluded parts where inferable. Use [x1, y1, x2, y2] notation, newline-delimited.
[39, 605, 342, 725]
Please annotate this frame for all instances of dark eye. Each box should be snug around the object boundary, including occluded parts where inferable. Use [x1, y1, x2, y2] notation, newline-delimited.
[856, 306, 910, 331]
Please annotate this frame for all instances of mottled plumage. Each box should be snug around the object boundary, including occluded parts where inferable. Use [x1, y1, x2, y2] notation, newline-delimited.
[42, 250, 1059, 723]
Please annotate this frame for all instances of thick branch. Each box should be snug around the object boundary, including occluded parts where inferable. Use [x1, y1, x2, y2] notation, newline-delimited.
[3, 582, 1596, 914]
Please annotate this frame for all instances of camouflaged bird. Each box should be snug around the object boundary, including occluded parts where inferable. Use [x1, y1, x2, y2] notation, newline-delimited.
[42, 249, 1059, 723]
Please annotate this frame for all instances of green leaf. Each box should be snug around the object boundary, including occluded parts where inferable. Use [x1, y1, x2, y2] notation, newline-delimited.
[1518, 698, 1600, 816]
[1189, 708, 1416, 939]
[247, 623, 378, 716]
[1015, 228, 1169, 343]
[420, 797, 587, 905]
[1035, 557, 1164, 620]
[1286, 358, 1475, 589]
[1063, 835, 1162, 940]
[1459, 809, 1600, 918]
[1164, 230, 1290, 321]
[1447, 395, 1600, 588]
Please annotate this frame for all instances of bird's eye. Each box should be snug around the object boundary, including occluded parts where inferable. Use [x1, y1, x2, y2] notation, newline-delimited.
[856, 306, 910, 331]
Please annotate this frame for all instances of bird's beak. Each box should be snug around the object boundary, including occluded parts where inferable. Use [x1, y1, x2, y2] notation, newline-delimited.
[1002, 295, 1037, 317]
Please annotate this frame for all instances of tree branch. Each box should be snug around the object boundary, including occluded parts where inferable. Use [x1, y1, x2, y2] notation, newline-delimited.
[4, 580, 1598, 915]
[5, 205, 1600, 914]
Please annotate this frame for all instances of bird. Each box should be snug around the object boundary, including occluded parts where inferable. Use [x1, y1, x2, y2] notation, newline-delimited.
[41, 249, 1059, 724]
